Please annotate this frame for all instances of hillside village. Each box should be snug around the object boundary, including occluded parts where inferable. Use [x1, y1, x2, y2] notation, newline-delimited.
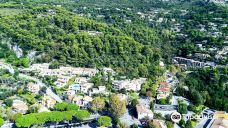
[0, 60, 227, 128]
[0, 0, 227, 128]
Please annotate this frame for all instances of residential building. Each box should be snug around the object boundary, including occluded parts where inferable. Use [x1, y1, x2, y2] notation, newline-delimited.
[157, 82, 171, 100]
[102, 67, 115, 75]
[210, 119, 228, 128]
[210, 117, 228, 128]
[28, 63, 98, 79]
[70, 95, 93, 108]
[75, 77, 88, 84]
[112, 78, 146, 91]
[54, 75, 71, 88]
[89, 86, 106, 96]
[68, 84, 81, 92]
[27, 82, 40, 94]
[173, 57, 205, 68]
[68, 82, 94, 94]
[136, 104, 154, 120]
[80, 83, 94, 93]
[67, 89, 76, 96]
[210, 111, 228, 128]
[38, 105, 50, 113]
[42, 95, 57, 108]
[152, 120, 167, 128]
[12, 100, 28, 114]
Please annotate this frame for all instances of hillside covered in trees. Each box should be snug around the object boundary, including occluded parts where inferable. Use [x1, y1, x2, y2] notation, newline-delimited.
[0, 6, 163, 78]
[176, 68, 228, 112]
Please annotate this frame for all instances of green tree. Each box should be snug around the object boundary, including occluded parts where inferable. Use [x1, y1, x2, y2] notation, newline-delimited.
[54, 102, 78, 111]
[10, 113, 22, 122]
[178, 102, 188, 114]
[158, 98, 167, 105]
[49, 61, 60, 69]
[54, 102, 68, 111]
[98, 116, 112, 127]
[0, 118, 4, 127]
[73, 110, 90, 121]
[91, 97, 105, 112]
[150, 102, 154, 112]
[131, 99, 139, 108]
[148, 120, 157, 128]
[66, 103, 79, 111]
[109, 94, 126, 117]
[4, 99, 13, 107]
[185, 120, 193, 128]
[178, 119, 185, 127]
[190, 90, 203, 106]
[166, 121, 174, 128]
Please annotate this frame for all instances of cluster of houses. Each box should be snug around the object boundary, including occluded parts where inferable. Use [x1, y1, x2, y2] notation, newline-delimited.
[215, 46, 228, 61]
[11, 95, 57, 114]
[68, 95, 93, 108]
[173, 43, 228, 69]
[173, 57, 216, 69]
[22, 63, 98, 88]
[112, 78, 147, 91]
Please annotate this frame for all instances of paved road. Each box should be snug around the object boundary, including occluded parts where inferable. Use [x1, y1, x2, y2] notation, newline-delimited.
[174, 123, 181, 128]
[0, 61, 80, 103]
[1, 121, 13, 128]
[171, 96, 190, 106]
[19, 73, 62, 103]
[195, 109, 215, 128]
[154, 104, 177, 111]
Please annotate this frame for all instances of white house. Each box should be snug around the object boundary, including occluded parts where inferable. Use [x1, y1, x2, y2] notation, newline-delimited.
[89, 86, 106, 96]
[71, 95, 93, 108]
[75, 77, 88, 84]
[112, 78, 146, 91]
[27, 82, 40, 94]
[42, 95, 57, 109]
[80, 83, 94, 93]
[12, 100, 28, 114]
[54, 75, 71, 88]
[136, 104, 154, 120]
[102, 67, 116, 75]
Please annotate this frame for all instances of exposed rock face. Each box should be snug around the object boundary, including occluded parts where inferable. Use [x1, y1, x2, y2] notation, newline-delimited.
[27, 51, 37, 63]
[12, 45, 23, 58]
[1, 38, 23, 58]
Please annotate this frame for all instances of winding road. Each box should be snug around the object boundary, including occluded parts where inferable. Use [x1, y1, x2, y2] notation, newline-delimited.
[0, 61, 62, 103]
[19, 74, 62, 103]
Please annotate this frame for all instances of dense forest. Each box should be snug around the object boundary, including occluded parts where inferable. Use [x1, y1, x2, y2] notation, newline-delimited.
[0, 6, 163, 79]
[176, 68, 228, 111]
